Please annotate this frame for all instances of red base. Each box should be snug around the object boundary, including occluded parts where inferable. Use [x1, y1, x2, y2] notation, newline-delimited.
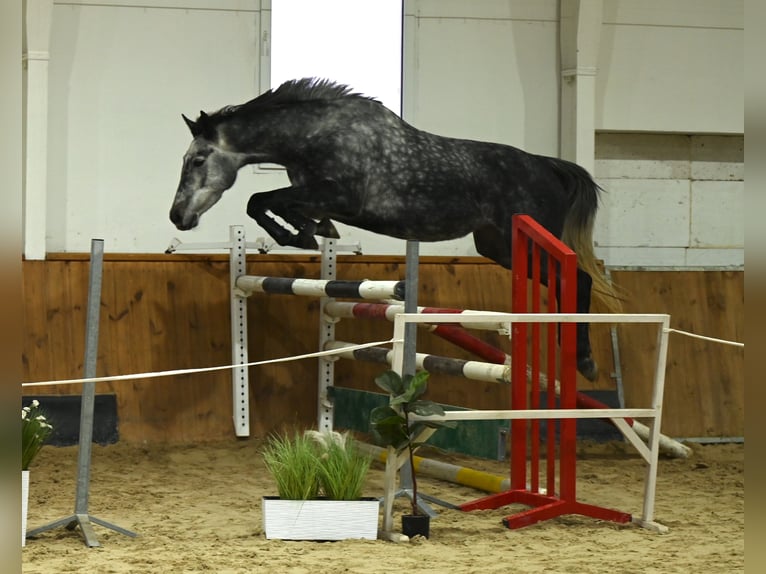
[459, 489, 632, 530]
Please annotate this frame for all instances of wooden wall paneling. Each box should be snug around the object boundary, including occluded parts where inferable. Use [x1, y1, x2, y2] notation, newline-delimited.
[21, 261, 48, 384]
[23, 257, 743, 442]
[22, 260, 88, 394]
[247, 292, 320, 435]
[107, 261, 165, 441]
[612, 270, 744, 438]
[245, 258, 323, 436]
[125, 260, 233, 443]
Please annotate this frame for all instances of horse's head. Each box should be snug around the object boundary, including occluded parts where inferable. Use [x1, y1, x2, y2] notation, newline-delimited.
[170, 112, 242, 230]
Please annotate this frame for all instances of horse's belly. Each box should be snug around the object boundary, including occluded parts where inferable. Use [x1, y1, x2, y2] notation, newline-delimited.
[338, 209, 477, 242]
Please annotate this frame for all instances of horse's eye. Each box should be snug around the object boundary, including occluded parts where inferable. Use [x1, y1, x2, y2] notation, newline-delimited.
[191, 156, 206, 167]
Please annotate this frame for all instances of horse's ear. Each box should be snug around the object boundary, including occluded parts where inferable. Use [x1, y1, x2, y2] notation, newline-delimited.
[195, 111, 217, 140]
[182, 114, 201, 137]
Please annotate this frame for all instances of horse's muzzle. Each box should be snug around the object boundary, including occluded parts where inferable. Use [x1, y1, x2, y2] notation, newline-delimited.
[170, 208, 199, 231]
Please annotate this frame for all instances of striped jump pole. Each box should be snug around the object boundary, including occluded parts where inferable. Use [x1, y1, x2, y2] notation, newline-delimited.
[324, 301, 510, 363]
[325, 340, 510, 384]
[235, 276, 406, 301]
[357, 443, 512, 495]
[324, 301, 511, 332]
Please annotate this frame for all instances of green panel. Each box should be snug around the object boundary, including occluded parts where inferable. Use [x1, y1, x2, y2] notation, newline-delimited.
[328, 387, 508, 461]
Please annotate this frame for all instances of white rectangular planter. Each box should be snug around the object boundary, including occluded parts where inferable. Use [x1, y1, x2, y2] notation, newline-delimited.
[262, 497, 380, 541]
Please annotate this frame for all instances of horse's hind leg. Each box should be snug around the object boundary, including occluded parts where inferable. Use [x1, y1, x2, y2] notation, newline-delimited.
[472, 227, 513, 269]
[473, 227, 598, 381]
[536, 260, 598, 380]
[573, 268, 598, 381]
[315, 217, 340, 238]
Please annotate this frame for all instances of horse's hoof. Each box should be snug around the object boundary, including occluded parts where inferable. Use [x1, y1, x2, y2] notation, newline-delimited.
[245, 195, 262, 218]
[577, 356, 598, 382]
[315, 218, 340, 239]
[296, 234, 319, 250]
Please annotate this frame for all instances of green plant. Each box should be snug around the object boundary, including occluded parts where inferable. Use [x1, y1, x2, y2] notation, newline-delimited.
[262, 432, 322, 500]
[262, 430, 372, 501]
[22, 400, 54, 471]
[369, 370, 455, 516]
[311, 432, 372, 500]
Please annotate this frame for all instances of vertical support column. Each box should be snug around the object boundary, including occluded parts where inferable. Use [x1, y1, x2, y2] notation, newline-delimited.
[397, 240, 421, 498]
[229, 226, 250, 437]
[27, 239, 136, 545]
[402, 241, 419, 376]
[545, 253, 557, 492]
[639, 316, 671, 526]
[557, 238, 579, 502]
[383, 314, 409, 533]
[317, 238, 337, 432]
[23, 0, 54, 259]
[560, 0, 603, 172]
[510, 222, 528, 491]
[73, 239, 104, 544]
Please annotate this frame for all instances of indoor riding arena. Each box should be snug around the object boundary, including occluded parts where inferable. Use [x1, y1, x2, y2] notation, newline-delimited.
[15, 1, 742, 573]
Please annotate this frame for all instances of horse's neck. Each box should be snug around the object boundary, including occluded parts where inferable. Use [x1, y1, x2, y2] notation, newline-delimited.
[222, 108, 319, 164]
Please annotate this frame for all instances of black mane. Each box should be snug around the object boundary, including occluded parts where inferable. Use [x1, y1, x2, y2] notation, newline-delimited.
[211, 78, 376, 120]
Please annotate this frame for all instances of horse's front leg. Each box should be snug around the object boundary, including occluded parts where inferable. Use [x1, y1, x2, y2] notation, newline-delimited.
[246, 191, 307, 248]
[247, 181, 354, 248]
[269, 208, 339, 250]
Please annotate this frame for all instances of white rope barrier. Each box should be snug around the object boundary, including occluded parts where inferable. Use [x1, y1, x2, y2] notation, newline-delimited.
[21, 326, 741, 388]
[21, 338, 400, 388]
[667, 328, 744, 348]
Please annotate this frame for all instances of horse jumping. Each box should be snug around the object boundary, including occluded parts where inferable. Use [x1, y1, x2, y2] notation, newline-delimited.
[170, 77, 619, 380]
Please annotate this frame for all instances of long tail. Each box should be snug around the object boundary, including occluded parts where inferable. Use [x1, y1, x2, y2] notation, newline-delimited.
[547, 157, 623, 313]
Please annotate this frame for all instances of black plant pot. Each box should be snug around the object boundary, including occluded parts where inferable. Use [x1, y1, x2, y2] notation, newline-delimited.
[401, 513, 430, 539]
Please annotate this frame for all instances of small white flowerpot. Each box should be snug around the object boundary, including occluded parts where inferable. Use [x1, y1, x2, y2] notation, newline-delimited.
[22, 470, 29, 547]
[262, 497, 380, 541]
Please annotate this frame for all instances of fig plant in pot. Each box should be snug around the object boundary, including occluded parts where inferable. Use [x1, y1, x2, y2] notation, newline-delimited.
[369, 369, 455, 539]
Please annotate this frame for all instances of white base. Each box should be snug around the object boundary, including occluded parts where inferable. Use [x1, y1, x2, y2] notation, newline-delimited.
[632, 517, 669, 534]
[262, 497, 380, 541]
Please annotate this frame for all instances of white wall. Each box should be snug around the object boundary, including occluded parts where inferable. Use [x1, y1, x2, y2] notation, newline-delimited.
[46, 1, 266, 253]
[597, 0, 743, 134]
[29, 0, 744, 268]
[594, 134, 744, 267]
[405, 1, 560, 156]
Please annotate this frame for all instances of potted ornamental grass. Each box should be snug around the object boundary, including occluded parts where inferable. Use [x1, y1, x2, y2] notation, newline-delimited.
[369, 369, 456, 539]
[261, 429, 378, 540]
[22, 400, 54, 546]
